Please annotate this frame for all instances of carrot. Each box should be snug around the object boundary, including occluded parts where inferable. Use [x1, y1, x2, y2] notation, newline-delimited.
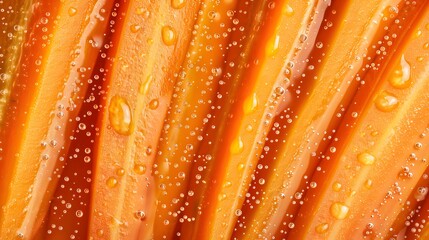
[233, 0, 427, 238]
[405, 183, 429, 239]
[290, 3, 429, 238]
[88, 0, 202, 239]
[0, 0, 33, 126]
[387, 167, 429, 239]
[151, 0, 242, 239]
[43, 2, 127, 239]
[0, 0, 115, 239]
[179, 0, 329, 239]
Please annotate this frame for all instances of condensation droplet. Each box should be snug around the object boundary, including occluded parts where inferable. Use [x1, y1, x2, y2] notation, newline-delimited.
[76, 210, 83, 218]
[162, 26, 177, 46]
[68, 7, 77, 16]
[375, 91, 399, 112]
[171, 0, 185, 9]
[357, 152, 376, 166]
[315, 223, 329, 234]
[230, 136, 244, 154]
[106, 177, 118, 188]
[389, 55, 411, 89]
[109, 96, 133, 135]
[330, 202, 349, 220]
[243, 93, 258, 114]
[149, 99, 159, 110]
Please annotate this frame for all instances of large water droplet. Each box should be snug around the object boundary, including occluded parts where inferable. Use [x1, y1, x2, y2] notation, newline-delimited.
[243, 93, 258, 114]
[230, 136, 244, 154]
[162, 26, 177, 46]
[375, 91, 399, 112]
[389, 55, 411, 89]
[109, 96, 133, 135]
[330, 202, 349, 220]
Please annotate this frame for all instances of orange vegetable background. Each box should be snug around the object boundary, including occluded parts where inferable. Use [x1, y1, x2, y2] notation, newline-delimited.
[1, 0, 429, 239]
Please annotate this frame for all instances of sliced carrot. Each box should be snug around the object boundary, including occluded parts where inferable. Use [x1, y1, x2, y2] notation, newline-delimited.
[151, 0, 242, 239]
[0, 0, 115, 239]
[0, 0, 33, 125]
[290, 4, 429, 238]
[44, 3, 127, 239]
[179, 0, 329, 239]
[386, 167, 429, 239]
[88, 0, 202, 239]
[233, 0, 426, 238]
[405, 183, 429, 239]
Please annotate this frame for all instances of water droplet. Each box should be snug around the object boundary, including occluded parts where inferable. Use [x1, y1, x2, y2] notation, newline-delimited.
[139, 75, 153, 95]
[130, 24, 141, 33]
[108, 96, 133, 135]
[230, 137, 244, 154]
[330, 202, 349, 219]
[68, 7, 77, 16]
[332, 182, 342, 192]
[116, 168, 125, 176]
[389, 55, 411, 89]
[162, 26, 177, 46]
[149, 99, 159, 110]
[375, 91, 398, 112]
[364, 179, 373, 189]
[171, 0, 185, 9]
[135, 210, 146, 220]
[235, 209, 242, 216]
[267, 34, 280, 56]
[315, 223, 329, 234]
[134, 164, 146, 175]
[76, 210, 83, 218]
[284, 4, 294, 16]
[357, 152, 376, 166]
[106, 177, 118, 188]
[243, 93, 258, 114]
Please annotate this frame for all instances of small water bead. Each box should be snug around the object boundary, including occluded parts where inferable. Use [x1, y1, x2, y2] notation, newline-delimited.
[135, 210, 146, 220]
[84, 156, 91, 163]
[414, 187, 428, 201]
[315, 42, 323, 49]
[78, 123, 86, 130]
[75, 210, 83, 218]
[146, 146, 153, 155]
[275, 86, 285, 96]
[149, 99, 159, 110]
[68, 7, 77, 16]
[171, 0, 185, 9]
[315, 223, 329, 234]
[130, 24, 141, 33]
[375, 91, 399, 112]
[389, 55, 411, 89]
[330, 202, 349, 220]
[108, 96, 132, 135]
[116, 168, 125, 176]
[235, 209, 242, 217]
[106, 177, 118, 188]
[134, 164, 146, 175]
[364, 179, 373, 189]
[358, 152, 376, 166]
[162, 26, 177, 46]
[332, 182, 342, 192]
